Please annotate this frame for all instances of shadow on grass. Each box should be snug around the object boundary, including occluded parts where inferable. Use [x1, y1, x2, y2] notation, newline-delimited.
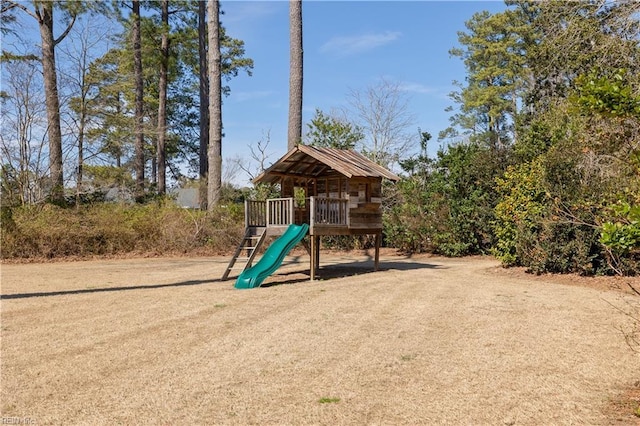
[262, 255, 446, 287]
[2, 255, 445, 297]
[0, 278, 221, 300]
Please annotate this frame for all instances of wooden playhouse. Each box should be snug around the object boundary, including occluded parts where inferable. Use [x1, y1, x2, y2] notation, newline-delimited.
[222, 145, 400, 281]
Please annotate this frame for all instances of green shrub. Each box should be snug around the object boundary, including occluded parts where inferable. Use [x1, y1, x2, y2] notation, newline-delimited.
[384, 143, 503, 256]
[599, 201, 640, 275]
[383, 178, 434, 253]
[493, 159, 548, 266]
[524, 220, 604, 275]
[493, 158, 618, 275]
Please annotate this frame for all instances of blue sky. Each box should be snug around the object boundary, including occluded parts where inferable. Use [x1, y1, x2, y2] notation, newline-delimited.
[4, 0, 507, 186]
[220, 0, 507, 183]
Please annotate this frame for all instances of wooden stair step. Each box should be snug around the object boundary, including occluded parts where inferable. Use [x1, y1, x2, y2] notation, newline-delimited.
[222, 226, 267, 281]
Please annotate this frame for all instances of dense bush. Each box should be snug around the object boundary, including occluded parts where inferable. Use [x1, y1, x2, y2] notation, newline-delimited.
[383, 173, 435, 254]
[0, 201, 244, 260]
[492, 142, 629, 275]
[600, 201, 640, 275]
[493, 159, 549, 266]
[384, 142, 507, 257]
[526, 220, 605, 275]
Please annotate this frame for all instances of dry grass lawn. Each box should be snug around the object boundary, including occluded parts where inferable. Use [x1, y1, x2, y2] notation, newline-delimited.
[1, 252, 640, 425]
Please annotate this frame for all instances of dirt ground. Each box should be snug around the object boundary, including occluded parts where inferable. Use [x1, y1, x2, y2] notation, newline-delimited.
[1, 251, 640, 425]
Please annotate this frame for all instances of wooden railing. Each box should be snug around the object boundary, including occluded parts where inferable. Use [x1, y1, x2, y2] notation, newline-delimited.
[245, 197, 349, 229]
[267, 198, 294, 227]
[245, 200, 266, 227]
[309, 196, 348, 227]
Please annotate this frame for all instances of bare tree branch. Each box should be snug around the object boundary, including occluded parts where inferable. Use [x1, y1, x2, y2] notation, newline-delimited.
[237, 130, 273, 181]
[347, 77, 417, 169]
[53, 13, 76, 46]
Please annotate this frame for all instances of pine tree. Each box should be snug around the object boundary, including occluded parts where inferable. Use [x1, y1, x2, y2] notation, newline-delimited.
[287, 0, 303, 151]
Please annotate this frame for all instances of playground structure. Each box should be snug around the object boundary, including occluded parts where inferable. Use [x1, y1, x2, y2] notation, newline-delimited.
[222, 145, 400, 287]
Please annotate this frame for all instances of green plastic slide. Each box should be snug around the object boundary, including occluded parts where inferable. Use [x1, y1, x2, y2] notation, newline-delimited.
[234, 223, 309, 289]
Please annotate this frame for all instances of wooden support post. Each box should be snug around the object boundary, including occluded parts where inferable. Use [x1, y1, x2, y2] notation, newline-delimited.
[309, 235, 321, 281]
[374, 232, 381, 272]
[315, 235, 320, 275]
[309, 196, 315, 229]
[310, 234, 316, 281]
[244, 199, 249, 228]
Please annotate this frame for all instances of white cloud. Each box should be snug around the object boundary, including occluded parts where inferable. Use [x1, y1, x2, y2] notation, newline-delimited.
[399, 82, 437, 95]
[320, 31, 402, 56]
[233, 90, 275, 102]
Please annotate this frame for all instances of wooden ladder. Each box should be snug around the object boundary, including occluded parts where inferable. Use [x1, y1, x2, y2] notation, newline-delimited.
[222, 227, 267, 280]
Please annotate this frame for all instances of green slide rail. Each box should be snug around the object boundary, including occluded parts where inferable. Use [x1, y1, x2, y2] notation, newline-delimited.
[234, 223, 309, 289]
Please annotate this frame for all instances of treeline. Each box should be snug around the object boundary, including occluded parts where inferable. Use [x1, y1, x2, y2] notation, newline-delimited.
[0, 0, 252, 207]
[384, 0, 640, 276]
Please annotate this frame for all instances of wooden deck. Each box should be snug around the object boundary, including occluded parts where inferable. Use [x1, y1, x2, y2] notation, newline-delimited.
[244, 197, 382, 236]
[241, 197, 382, 280]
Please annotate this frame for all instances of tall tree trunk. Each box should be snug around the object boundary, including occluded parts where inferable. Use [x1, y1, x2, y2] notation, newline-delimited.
[156, 0, 169, 195]
[19, 107, 28, 204]
[288, 0, 303, 151]
[36, 3, 65, 203]
[116, 94, 122, 169]
[76, 108, 85, 204]
[151, 151, 157, 185]
[198, 0, 209, 210]
[207, 0, 222, 210]
[76, 36, 90, 206]
[132, 0, 145, 201]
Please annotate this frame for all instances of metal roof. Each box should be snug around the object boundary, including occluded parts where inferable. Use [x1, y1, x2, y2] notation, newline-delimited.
[253, 145, 400, 184]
